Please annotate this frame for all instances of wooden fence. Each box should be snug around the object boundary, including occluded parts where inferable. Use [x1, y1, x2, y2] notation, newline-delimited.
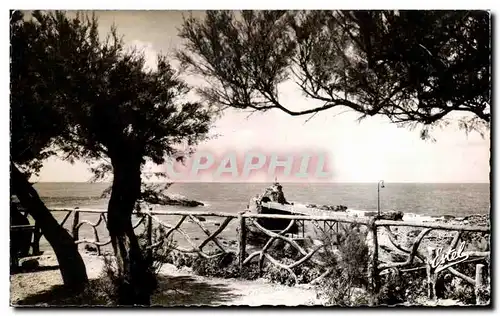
[15, 207, 490, 304]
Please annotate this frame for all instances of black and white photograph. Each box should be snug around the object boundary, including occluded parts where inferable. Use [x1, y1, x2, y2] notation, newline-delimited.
[8, 8, 492, 307]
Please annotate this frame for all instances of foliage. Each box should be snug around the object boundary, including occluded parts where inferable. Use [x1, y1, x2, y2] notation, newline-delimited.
[376, 259, 491, 306]
[188, 252, 323, 286]
[137, 219, 177, 273]
[169, 223, 369, 295]
[10, 11, 62, 176]
[263, 263, 296, 286]
[12, 10, 216, 303]
[192, 252, 245, 279]
[179, 10, 490, 139]
[191, 252, 262, 281]
[267, 239, 301, 260]
[294, 265, 323, 285]
[93, 255, 123, 304]
[441, 260, 491, 305]
[315, 226, 370, 306]
[12, 8, 216, 184]
[165, 251, 196, 268]
[377, 269, 427, 305]
[94, 219, 176, 305]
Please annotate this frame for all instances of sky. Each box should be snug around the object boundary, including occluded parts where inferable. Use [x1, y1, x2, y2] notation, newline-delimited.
[32, 10, 490, 183]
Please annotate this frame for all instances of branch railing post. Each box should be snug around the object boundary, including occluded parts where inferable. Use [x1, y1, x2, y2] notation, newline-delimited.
[71, 210, 80, 241]
[238, 212, 247, 272]
[475, 264, 487, 305]
[426, 247, 438, 300]
[368, 219, 379, 304]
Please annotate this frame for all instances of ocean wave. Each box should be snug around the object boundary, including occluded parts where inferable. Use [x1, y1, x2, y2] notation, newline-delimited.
[50, 207, 106, 212]
[286, 204, 485, 223]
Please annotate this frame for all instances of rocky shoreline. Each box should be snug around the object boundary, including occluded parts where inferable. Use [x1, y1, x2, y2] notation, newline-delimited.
[142, 192, 205, 207]
[247, 182, 489, 226]
[244, 183, 490, 263]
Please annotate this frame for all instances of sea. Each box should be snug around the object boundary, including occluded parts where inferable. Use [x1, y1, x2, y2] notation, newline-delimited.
[35, 182, 490, 217]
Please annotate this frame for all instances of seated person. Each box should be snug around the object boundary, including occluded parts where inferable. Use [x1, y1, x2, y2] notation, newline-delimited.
[10, 198, 33, 269]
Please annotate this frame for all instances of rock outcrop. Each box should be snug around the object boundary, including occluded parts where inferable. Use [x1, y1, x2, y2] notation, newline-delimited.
[142, 191, 204, 207]
[364, 210, 404, 221]
[246, 182, 298, 244]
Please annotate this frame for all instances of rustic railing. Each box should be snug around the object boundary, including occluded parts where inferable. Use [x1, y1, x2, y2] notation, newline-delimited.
[375, 219, 490, 304]
[10, 224, 43, 266]
[35, 207, 490, 304]
[259, 202, 490, 304]
[50, 209, 241, 257]
[10, 207, 43, 263]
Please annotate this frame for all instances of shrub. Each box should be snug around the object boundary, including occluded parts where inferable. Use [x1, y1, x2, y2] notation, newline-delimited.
[93, 254, 122, 304]
[192, 251, 241, 278]
[264, 263, 296, 286]
[441, 260, 491, 305]
[377, 261, 491, 306]
[444, 277, 475, 304]
[136, 222, 177, 273]
[294, 265, 324, 284]
[377, 269, 427, 305]
[163, 224, 371, 291]
[92, 219, 175, 305]
[184, 242, 326, 286]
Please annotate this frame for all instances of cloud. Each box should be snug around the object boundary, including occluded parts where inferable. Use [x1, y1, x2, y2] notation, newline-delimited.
[127, 40, 158, 71]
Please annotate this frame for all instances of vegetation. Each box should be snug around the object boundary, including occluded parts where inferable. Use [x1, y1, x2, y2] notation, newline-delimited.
[158, 222, 489, 306]
[313, 225, 371, 306]
[11, 9, 491, 306]
[14, 221, 177, 307]
[177, 11, 491, 304]
[377, 269, 427, 305]
[10, 10, 88, 290]
[92, 221, 176, 305]
[11, 10, 215, 304]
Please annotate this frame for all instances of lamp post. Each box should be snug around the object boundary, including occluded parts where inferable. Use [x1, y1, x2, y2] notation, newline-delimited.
[377, 180, 385, 218]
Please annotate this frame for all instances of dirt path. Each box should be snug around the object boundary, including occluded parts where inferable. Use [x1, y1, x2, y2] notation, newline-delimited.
[156, 265, 321, 306]
[10, 253, 322, 306]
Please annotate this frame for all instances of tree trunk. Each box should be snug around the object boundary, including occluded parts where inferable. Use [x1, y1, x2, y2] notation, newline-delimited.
[107, 158, 153, 306]
[10, 163, 88, 290]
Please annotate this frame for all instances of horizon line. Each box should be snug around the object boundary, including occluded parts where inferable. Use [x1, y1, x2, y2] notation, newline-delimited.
[32, 181, 490, 184]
